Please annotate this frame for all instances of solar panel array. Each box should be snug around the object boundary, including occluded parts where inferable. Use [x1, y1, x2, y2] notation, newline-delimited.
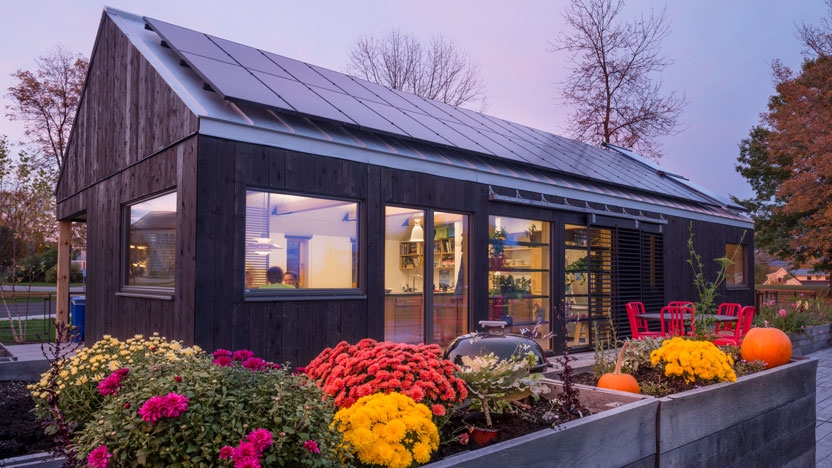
[143, 16, 714, 205]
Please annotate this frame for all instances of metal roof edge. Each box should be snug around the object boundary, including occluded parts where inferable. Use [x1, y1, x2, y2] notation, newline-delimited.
[199, 118, 754, 229]
[601, 142, 748, 212]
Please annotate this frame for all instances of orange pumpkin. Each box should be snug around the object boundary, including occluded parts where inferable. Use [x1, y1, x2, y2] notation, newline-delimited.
[740, 327, 792, 369]
[597, 342, 640, 394]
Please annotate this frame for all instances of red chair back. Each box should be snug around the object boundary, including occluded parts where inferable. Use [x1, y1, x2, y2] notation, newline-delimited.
[738, 305, 756, 339]
[712, 306, 745, 346]
[668, 301, 695, 310]
[626, 302, 664, 340]
[661, 304, 694, 336]
[714, 303, 741, 334]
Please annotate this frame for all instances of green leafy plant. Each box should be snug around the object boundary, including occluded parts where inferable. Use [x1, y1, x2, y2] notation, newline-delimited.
[755, 296, 832, 334]
[31, 335, 348, 467]
[455, 348, 550, 427]
[686, 222, 746, 333]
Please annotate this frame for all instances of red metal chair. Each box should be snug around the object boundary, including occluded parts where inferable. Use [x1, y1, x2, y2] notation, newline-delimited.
[714, 303, 742, 335]
[626, 302, 664, 339]
[713, 305, 755, 346]
[668, 301, 695, 310]
[661, 304, 695, 336]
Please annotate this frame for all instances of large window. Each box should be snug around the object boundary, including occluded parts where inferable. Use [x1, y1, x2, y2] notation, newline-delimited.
[244, 191, 359, 293]
[125, 191, 177, 289]
[564, 224, 612, 350]
[488, 216, 551, 350]
[726, 244, 746, 287]
[384, 207, 469, 346]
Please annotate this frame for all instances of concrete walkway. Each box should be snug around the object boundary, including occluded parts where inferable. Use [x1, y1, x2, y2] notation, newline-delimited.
[3, 343, 832, 466]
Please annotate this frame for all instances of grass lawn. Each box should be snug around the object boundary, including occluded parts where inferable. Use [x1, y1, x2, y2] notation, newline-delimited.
[0, 318, 56, 343]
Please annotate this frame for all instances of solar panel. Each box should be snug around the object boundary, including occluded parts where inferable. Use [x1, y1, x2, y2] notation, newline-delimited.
[261, 52, 339, 91]
[209, 36, 294, 79]
[310, 86, 405, 135]
[144, 17, 235, 64]
[361, 100, 451, 144]
[180, 52, 293, 109]
[307, 65, 380, 102]
[141, 14, 731, 207]
[254, 72, 354, 124]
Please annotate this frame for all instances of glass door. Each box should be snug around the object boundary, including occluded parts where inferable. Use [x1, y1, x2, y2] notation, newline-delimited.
[488, 216, 551, 351]
[384, 207, 469, 346]
[564, 224, 612, 349]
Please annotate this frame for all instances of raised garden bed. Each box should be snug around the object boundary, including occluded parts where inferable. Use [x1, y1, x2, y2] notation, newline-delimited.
[425, 358, 817, 467]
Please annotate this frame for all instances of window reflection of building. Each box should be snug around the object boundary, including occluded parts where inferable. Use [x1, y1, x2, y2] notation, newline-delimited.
[125, 192, 177, 289]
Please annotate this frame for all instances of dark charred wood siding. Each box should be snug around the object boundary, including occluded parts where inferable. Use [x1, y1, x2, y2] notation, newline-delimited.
[57, 13, 198, 208]
[55, 13, 198, 344]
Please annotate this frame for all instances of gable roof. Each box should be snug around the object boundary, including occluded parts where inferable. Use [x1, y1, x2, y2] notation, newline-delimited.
[102, 7, 751, 227]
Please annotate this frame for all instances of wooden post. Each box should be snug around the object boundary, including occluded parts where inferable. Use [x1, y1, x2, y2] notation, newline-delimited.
[56, 220, 71, 341]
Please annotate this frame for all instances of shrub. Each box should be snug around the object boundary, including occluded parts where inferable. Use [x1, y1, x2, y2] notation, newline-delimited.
[304, 339, 468, 413]
[332, 392, 438, 468]
[31, 335, 348, 467]
[29, 333, 202, 434]
[755, 297, 832, 334]
[72, 355, 345, 467]
[650, 337, 736, 384]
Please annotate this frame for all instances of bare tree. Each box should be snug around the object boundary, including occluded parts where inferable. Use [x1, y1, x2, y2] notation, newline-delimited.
[6, 45, 88, 177]
[797, 0, 832, 58]
[551, 0, 687, 160]
[346, 29, 487, 110]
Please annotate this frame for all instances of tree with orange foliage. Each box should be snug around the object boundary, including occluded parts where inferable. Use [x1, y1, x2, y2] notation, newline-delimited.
[737, 2, 832, 280]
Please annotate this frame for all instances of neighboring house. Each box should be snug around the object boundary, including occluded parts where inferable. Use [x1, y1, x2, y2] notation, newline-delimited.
[53, 8, 754, 366]
[763, 267, 830, 286]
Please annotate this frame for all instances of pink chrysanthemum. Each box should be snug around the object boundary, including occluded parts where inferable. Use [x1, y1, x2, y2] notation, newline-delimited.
[87, 444, 111, 468]
[245, 429, 274, 452]
[303, 440, 320, 453]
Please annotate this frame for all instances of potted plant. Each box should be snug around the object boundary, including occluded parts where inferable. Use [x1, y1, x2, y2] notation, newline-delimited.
[488, 227, 508, 269]
[525, 223, 540, 243]
[455, 347, 550, 445]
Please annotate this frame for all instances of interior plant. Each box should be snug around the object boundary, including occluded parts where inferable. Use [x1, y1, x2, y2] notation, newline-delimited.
[332, 392, 439, 468]
[524, 223, 540, 242]
[303, 339, 468, 419]
[455, 347, 550, 428]
[488, 226, 508, 269]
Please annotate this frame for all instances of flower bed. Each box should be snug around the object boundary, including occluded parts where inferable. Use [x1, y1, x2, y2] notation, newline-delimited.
[790, 324, 832, 356]
[422, 358, 817, 467]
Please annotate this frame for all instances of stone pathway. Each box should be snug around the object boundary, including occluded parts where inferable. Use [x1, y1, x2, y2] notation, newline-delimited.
[813, 347, 832, 467]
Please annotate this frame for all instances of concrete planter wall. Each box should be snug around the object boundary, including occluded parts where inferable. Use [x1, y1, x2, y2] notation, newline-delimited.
[425, 358, 817, 468]
[424, 382, 659, 468]
[790, 324, 832, 356]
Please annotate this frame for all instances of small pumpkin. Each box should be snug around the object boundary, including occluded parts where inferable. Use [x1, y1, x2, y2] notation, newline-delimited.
[740, 327, 792, 369]
[597, 342, 640, 394]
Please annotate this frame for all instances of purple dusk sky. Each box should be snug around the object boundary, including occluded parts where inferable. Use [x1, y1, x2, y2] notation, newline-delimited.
[1, 1, 827, 201]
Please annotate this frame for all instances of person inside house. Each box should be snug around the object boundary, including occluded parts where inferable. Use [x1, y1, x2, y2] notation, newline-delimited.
[283, 270, 299, 288]
[261, 266, 293, 288]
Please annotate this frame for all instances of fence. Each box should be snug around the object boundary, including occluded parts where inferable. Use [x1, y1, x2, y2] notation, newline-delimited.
[0, 292, 56, 343]
[755, 288, 819, 309]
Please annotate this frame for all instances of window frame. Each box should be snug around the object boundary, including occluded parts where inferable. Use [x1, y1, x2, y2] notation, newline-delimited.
[243, 188, 364, 301]
[725, 243, 748, 289]
[119, 190, 178, 300]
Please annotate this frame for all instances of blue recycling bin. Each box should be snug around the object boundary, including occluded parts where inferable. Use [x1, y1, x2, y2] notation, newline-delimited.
[70, 296, 86, 343]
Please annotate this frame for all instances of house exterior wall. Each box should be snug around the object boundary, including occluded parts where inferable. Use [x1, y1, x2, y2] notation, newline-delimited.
[55, 13, 199, 344]
[192, 136, 754, 366]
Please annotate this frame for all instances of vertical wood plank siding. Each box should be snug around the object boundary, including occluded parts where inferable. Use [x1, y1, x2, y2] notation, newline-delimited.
[55, 14, 198, 344]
